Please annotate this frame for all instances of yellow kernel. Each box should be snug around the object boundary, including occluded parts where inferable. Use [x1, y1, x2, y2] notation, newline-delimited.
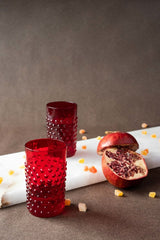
[79, 129, 86, 134]
[96, 136, 102, 140]
[141, 149, 149, 156]
[141, 123, 148, 128]
[149, 192, 156, 198]
[84, 166, 89, 171]
[114, 189, 124, 197]
[151, 134, 157, 138]
[105, 131, 117, 135]
[8, 170, 15, 175]
[65, 199, 71, 206]
[105, 131, 113, 135]
[0, 177, 3, 184]
[23, 155, 26, 159]
[142, 130, 147, 135]
[82, 145, 87, 150]
[78, 158, 85, 164]
[19, 165, 25, 169]
[82, 136, 87, 140]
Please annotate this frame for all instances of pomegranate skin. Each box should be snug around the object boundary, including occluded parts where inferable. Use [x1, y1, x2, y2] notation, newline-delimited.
[102, 149, 148, 189]
[97, 132, 139, 155]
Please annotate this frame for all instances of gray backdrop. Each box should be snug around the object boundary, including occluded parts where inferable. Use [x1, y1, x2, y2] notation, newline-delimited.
[0, 0, 160, 154]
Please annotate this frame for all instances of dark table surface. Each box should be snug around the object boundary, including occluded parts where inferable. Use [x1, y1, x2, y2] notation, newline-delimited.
[1, 166, 160, 240]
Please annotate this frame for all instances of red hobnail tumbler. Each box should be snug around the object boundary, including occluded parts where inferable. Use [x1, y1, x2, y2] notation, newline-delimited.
[46, 101, 77, 157]
[25, 138, 66, 218]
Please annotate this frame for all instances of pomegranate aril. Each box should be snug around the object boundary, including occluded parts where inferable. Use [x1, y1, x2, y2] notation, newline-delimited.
[106, 148, 145, 179]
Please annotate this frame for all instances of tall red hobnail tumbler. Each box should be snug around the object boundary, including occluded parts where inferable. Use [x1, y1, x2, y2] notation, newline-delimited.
[46, 101, 77, 157]
[25, 138, 66, 218]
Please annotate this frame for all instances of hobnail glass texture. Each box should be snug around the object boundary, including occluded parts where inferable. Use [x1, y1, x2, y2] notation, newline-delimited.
[46, 101, 77, 157]
[25, 139, 66, 218]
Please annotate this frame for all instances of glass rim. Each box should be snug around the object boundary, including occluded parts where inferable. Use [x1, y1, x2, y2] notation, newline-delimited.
[46, 101, 77, 110]
[25, 138, 66, 152]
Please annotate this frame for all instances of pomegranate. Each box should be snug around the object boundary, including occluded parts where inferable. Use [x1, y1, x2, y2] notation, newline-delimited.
[97, 132, 148, 188]
[97, 132, 139, 155]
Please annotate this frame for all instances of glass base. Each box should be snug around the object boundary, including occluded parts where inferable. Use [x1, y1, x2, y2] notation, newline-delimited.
[27, 204, 65, 218]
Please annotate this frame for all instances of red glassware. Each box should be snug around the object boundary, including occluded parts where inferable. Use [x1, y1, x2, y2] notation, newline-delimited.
[46, 101, 77, 157]
[25, 138, 66, 218]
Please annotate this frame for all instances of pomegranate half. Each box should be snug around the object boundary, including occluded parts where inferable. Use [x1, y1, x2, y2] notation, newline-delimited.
[97, 132, 148, 188]
[97, 132, 139, 155]
[102, 147, 148, 188]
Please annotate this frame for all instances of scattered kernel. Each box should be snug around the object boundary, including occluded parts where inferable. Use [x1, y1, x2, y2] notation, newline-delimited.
[65, 199, 71, 206]
[141, 123, 148, 128]
[0, 177, 3, 184]
[105, 131, 112, 135]
[105, 131, 117, 135]
[19, 165, 25, 169]
[78, 203, 87, 212]
[96, 136, 102, 140]
[23, 155, 26, 159]
[8, 170, 15, 175]
[142, 130, 147, 135]
[84, 166, 89, 171]
[141, 149, 149, 156]
[82, 145, 87, 150]
[78, 158, 85, 164]
[79, 129, 86, 134]
[82, 136, 87, 140]
[159, 139, 160, 143]
[151, 134, 157, 138]
[149, 192, 156, 198]
[114, 189, 124, 197]
[89, 166, 97, 173]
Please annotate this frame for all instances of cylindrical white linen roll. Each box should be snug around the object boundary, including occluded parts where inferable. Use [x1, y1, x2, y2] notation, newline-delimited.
[0, 126, 160, 208]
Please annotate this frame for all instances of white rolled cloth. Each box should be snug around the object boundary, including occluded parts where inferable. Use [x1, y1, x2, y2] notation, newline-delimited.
[0, 126, 160, 208]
